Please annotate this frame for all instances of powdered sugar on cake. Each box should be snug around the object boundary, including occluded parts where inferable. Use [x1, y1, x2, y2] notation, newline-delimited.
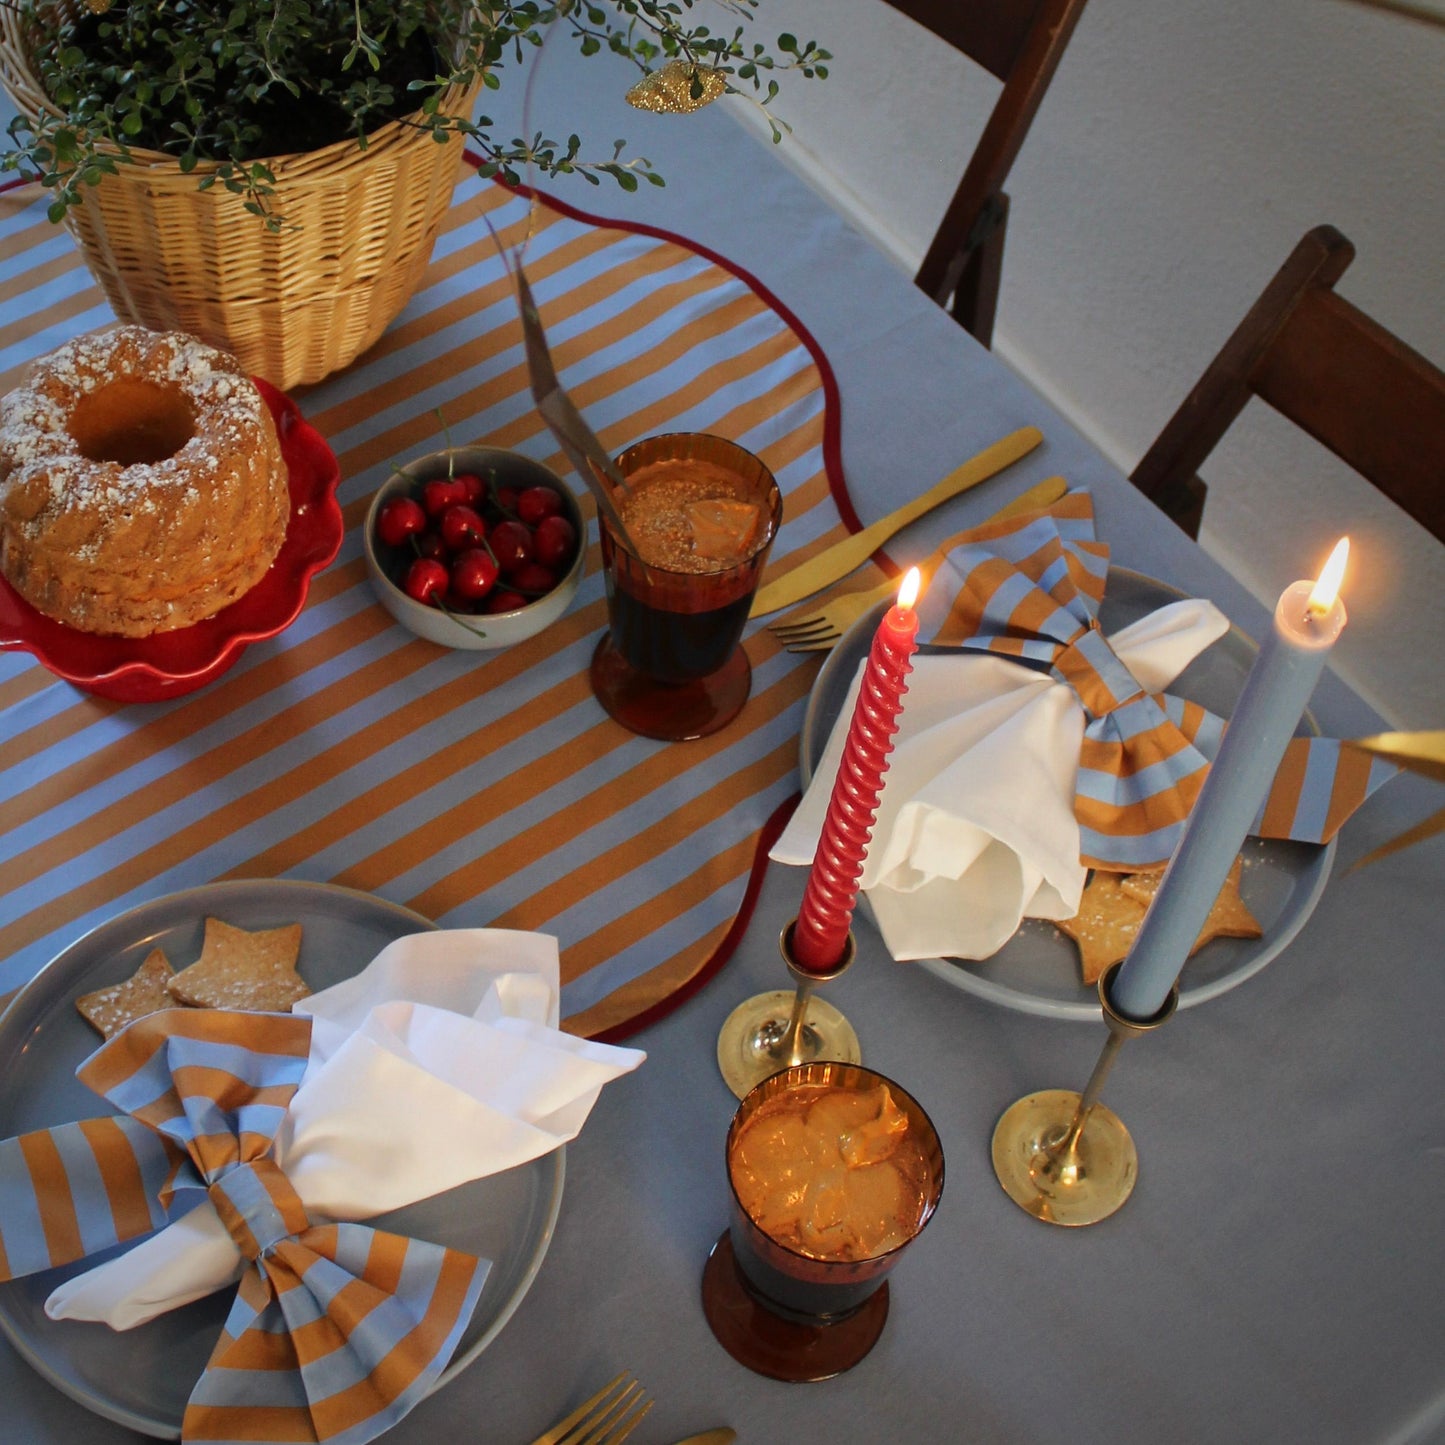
[0, 326, 289, 636]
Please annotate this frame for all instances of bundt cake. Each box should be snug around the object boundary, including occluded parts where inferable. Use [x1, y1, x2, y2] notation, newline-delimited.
[0, 326, 289, 637]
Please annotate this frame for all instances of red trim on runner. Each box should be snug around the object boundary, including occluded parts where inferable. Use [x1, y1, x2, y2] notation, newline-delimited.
[1, 158, 836, 1044]
[590, 791, 801, 1045]
[469, 156, 861, 536]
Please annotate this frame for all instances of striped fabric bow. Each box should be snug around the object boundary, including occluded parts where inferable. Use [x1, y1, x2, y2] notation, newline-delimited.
[914, 491, 1396, 869]
[0, 1008, 487, 1444]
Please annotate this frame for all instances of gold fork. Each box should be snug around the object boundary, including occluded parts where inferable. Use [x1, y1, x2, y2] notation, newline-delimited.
[528, 1372, 653, 1445]
[768, 476, 1068, 653]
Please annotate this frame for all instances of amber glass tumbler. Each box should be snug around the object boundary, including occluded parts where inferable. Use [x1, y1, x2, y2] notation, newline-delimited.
[701, 1062, 945, 1381]
[590, 433, 781, 741]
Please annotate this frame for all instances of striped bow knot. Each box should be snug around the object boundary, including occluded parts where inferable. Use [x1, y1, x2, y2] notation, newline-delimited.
[914, 491, 1396, 869]
[0, 1009, 487, 1444]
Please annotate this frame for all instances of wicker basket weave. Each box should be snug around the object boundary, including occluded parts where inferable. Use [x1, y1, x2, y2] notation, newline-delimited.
[0, 3, 479, 389]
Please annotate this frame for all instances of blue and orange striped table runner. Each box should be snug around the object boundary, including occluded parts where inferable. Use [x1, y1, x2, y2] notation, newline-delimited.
[0, 162, 866, 1039]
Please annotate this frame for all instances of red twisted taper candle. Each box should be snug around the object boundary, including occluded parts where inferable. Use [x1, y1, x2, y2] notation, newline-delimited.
[792, 567, 922, 973]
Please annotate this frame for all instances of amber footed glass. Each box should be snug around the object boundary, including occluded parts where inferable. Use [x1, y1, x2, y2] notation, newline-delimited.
[701, 1062, 945, 1381]
[591, 433, 781, 740]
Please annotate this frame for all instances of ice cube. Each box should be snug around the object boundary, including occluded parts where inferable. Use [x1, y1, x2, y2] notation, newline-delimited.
[685, 498, 763, 563]
[807, 1087, 884, 1138]
[841, 1162, 914, 1256]
[798, 1165, 852, 1256]
[734, 1111, 811, 1181]
[837, 1085, 911, 1168]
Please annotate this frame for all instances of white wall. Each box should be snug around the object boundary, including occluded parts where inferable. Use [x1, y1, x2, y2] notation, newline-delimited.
[738, 0, 1445, 726]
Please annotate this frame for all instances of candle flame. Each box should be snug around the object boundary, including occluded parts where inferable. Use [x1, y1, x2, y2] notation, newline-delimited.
[1306, 537, 1350, 615]
[898, 566, 922, 611]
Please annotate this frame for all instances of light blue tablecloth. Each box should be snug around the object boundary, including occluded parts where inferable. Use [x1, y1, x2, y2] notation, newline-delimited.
[2, 40, 1441, 1445]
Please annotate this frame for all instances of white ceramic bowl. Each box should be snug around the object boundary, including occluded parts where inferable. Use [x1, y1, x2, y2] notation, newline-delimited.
[364, 446, 585, 650]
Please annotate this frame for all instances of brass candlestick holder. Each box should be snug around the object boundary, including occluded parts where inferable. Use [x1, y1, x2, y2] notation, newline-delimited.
[716, 923, 861, 1099]
[991, 963, 1179, 1227]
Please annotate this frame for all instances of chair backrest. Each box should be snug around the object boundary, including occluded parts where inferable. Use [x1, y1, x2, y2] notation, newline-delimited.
[882, 0, 1090, 343]
[1130, 224, 1445, 543]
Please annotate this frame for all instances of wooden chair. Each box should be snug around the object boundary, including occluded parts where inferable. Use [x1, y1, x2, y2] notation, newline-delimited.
[1130, 225, 1445, 543]
[883, 0, 1090, 347]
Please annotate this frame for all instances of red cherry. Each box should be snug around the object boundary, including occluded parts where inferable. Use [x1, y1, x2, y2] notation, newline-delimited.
[403, 557, 449, 605]
[493, 484, 519, 515]
[484, 588, 529, 614]
[449, 547, 500, 601]
[490, 519, 535, 575]
[413, 529, 447, 561]
[453, 472, 487, 507]
[421, 476, 468, 518]
[510, 561, 559, 596]
[517, 485, 564, 526]
[533, 513, 576, 569]
[440, 504, 487, 552]
[376, 495, 427, 547]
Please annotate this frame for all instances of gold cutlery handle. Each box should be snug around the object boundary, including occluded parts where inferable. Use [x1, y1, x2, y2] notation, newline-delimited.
[831, 473, 1069, 609]
[851, 425, 1043, 551]
[750, 425, 1043, 617]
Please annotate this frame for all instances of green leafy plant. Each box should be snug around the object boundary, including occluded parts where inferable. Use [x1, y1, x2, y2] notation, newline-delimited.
[2, 0, 830, 228]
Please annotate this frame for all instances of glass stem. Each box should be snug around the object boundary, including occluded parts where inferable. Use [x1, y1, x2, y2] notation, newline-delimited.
[778, 976, 818, 1068]
[1053, 1029, 1126, 1157]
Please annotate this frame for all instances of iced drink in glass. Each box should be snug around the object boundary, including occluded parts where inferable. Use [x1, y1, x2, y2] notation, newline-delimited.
[590, 433, 781, 740]
[702, 1062, 945, 1380]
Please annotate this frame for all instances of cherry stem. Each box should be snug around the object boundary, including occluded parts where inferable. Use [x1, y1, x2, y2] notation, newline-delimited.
[434, 408, 456, 465]
[487, 472, 519, 521]
[434, 597, 489, 640]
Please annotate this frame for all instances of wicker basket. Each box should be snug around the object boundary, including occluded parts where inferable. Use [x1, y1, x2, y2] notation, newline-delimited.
[0, 4, 480, 389]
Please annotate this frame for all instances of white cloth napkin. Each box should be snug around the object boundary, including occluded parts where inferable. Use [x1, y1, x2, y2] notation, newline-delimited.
[47, 928, 645, 1330]
[771, 599, 1230, 961]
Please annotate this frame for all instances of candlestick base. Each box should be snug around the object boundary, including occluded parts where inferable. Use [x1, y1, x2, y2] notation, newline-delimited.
[990, 964, 1179, 1227]
[716, 990, 862, 1099]
[716, 925, 860, 1099]
[991, 1089, 1137, 1226]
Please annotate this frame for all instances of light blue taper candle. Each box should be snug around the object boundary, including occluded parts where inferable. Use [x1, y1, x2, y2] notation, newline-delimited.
[1109, 541, 1350, 1020]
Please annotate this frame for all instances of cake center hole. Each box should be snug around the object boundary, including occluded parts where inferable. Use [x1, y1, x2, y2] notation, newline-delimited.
[69, 380, 196, 466]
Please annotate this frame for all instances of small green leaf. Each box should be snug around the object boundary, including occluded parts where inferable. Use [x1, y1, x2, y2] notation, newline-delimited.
[8, 0, 828, 230]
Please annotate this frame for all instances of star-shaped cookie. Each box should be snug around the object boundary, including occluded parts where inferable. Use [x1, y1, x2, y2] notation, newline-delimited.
[76, 947, 178, 1039]
[1059, 857, 1263, 985]
[1056, 872, 1148, 985]
[1119, 857, 1262, 950]
[166, 917, 309, 1012]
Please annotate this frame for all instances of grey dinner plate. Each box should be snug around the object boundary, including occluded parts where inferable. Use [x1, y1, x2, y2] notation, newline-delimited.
[799, 569, 1335, 1020]
[0, 878, 565, 1438]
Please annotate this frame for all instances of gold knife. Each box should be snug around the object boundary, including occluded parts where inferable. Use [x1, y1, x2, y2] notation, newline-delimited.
[665, 1432, 736, 1445]
[749, 425, 1043, 618]
[968, 472, 1068, 527]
